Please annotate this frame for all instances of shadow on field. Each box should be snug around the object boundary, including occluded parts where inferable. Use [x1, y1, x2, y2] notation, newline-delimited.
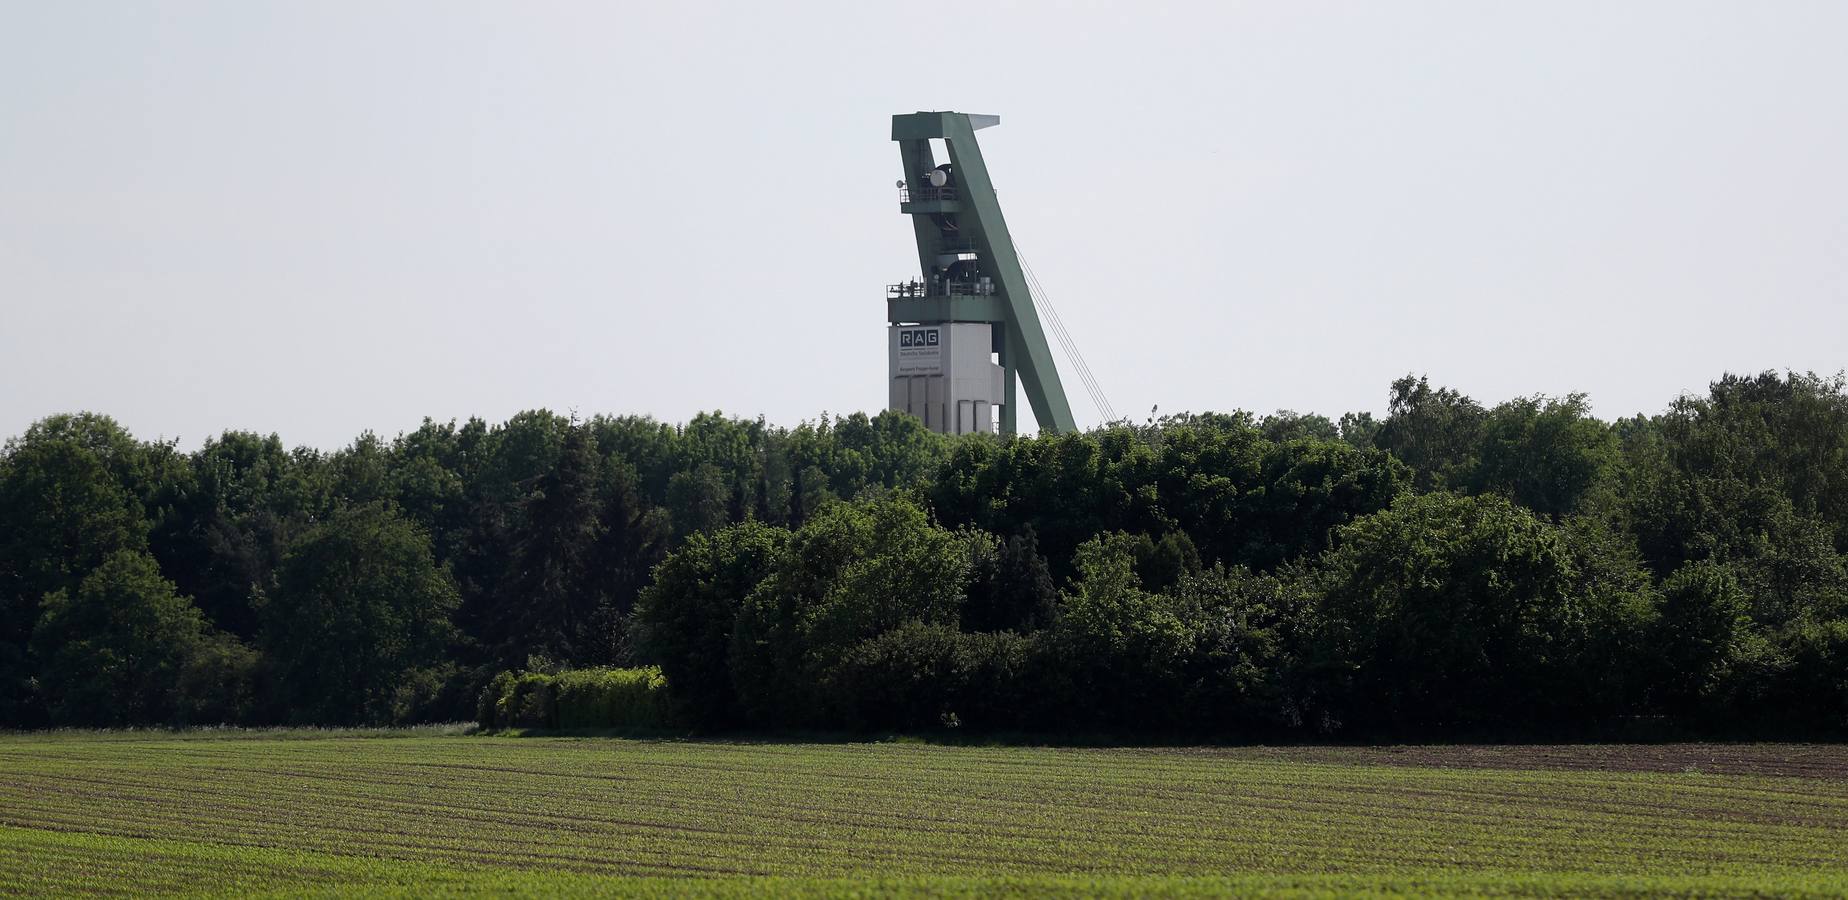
[486, 714, 1848, 748]
[478, 725, 1848, 778]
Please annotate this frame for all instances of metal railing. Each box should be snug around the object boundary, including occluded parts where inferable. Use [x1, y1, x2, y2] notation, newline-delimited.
[897, 186, 959, 203]
[887, 280, 997, 299]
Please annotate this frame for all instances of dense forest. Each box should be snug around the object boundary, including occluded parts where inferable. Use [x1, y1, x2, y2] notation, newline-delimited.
[3, 371, 1846, 737]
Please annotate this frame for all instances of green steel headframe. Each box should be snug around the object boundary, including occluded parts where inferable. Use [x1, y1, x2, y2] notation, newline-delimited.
[889, 112, 1076, 435]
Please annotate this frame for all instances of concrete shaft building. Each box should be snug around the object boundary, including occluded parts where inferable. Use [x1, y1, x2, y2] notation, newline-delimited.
[886, 112, 1075, 436]
[889, 322, 1005, 435]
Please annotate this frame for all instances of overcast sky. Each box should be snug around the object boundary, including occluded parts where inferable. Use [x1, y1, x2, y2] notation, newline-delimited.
[3, 2, 1845, 448]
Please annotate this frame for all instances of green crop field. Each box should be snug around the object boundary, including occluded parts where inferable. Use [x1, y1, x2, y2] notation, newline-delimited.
[3, 730, 1847, 897]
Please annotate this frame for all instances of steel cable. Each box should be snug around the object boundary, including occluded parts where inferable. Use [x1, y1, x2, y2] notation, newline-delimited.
[1012, 241, 1118, 425]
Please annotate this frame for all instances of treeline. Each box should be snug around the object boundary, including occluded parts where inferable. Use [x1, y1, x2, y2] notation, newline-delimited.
[2, 372, 1845, 736]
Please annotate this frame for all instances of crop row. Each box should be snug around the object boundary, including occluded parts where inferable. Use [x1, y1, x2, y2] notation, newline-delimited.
[2, 733, 1847, 895]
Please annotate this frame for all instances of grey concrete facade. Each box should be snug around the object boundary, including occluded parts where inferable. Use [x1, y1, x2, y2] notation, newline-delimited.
[888, 323, 1005, 434]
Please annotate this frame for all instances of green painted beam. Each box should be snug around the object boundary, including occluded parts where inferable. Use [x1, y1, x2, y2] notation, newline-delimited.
[894, 137, 943, 293]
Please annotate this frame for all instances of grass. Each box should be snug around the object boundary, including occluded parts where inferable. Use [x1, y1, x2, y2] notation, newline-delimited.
[2, 730, 1846, 896]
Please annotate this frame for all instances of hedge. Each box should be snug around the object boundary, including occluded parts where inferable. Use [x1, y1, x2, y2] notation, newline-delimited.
[476, 667, 672, 731]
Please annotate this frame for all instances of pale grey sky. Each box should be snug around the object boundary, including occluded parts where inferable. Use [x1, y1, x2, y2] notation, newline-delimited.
[3, 1, 1845, 448]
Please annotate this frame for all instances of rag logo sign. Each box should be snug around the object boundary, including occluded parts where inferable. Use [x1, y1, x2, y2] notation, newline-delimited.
[899, 328, 940, 349]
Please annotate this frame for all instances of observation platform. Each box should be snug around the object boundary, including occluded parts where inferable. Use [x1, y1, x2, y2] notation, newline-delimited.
[886, 281, 1005, 324]
[898, 186, 962, 215]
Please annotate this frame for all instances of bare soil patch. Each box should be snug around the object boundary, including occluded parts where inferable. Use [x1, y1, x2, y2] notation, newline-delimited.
[1206, 744, 1848, 779]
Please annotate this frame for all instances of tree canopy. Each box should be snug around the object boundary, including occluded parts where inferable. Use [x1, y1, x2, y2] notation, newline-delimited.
[4, 372, 1846, 737]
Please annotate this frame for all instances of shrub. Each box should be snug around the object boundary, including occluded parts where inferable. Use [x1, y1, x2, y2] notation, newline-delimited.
[387, 663, 467, 726]
[826, 621, 966, 732]
[1310, 492, 1646, 731]
[731, 498, 969, 727]
[1048, 533, 1198, 730]
[633, 521, 784, 728]
[477, 671, 517, 730]
[1653, 561, 1754, 717]
[478, 667, 672, 731]
[1776, 619, 1848, 732]
[1172, 564, 1318, 734]
[175, 633, 265, 726]
[824, 623, 1044, 733]
[553, 667, 671, 729]
[505, 672, 556, 728]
